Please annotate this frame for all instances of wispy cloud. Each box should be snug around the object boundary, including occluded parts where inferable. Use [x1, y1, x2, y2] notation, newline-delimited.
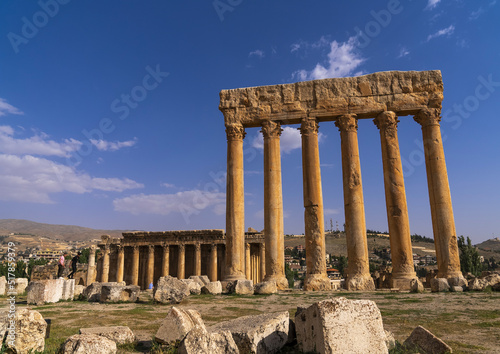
[398, 47, 410, 58]
[161, 182, 175, 188]
[469, 1, 496, 20]
[90, 138, 137, 151]
[0, 98, 23, 117]
[426, 0, 441, 10]
[324, 208, 341, 215]
[249, 49, 265, 58]
[427, 25, 455, 41]
[252, 126, 325, 154]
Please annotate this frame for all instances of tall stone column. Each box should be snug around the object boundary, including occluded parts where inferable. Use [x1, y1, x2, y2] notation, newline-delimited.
[194, 243, 202, 276]
[161, 244, 169, 277]
[374, 111, 417, 289]
[245, 243, 251, 280]
[210, 244, 218, 281]
[101, 246, 110, 283]
[299, 118, 330, 291]
[116, 245, 125, 283]
[86, 245, 96, 285]
[225, 124, 246, 281]
[260, 243, 266, 282]
[262, 121, 288, 289]
[414, 108, 464, 282]
[335, 114, 375, 290]
[131, 246, 139, 286]
[177, 244, 185, 279]
[147, 245, 155, 288]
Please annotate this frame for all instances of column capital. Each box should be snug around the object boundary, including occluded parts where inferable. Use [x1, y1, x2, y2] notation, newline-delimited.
[226, 124, 246, 140]
[178, 243, 185, 251]
[211, 243, 217, 250]
[374, 111, 399, 131]
[148, 244, 155, 253]
[116, 245, 124, 252]
[299, 118, 319, 136]
[335, 114, 358, 132]
[195, 243, 201, 251]
[162, 243, 170, 250]
[245, 242, 250, 250]
[414, 108, 441, 127]
[261, 121, 282, 138]
[131, 245, 139, 251]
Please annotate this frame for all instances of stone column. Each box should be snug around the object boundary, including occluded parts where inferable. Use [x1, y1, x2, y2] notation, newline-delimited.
[260, 243, 266, 282]
[177, 244, 185, 279]
[86, 245, 96, 285]
[209, 244, 218, 281]
[194, 243, 202, 276]
[245, 243, 251, 280]
[146, 245, 155, 288]
[224, 124, 246, 280]
[101, 246, 110, 283]
[374, 111, 417, 289]
[161, 244, 169, 277]
[414, 108, 464, 282]
[335, 114, 375, 290]
[299, 118, 330, 291]
[116, 245, 125, 283]
[131, 246, 139, 286]
[262, 121, 288, 289]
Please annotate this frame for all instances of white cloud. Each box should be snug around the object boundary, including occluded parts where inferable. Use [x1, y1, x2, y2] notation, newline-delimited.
[161, 182, 176, 188]
[426, 0, 441, 10]
[0, 98, 23, 117]
[470, 2, 496, 20]
[290, 43, 301, 53]
[252, 126, 324, 154]
[398, 47, 410, 58]
[90, 138, 137, 151]
[292, 36, 365, 80]
[427, 25, 455, 41]
[324, 208, 341, 215]
[249, 49, 265, 58]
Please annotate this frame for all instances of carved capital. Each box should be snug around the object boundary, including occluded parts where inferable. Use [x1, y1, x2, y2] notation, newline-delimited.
[148, 244, 155, 253]
[132, 245, 139, 252]
[195, 243, 201, 251]
[299, 119, 319, 136]
[261, 121, 282, 138]
[211, 244, 217, 251]
[245, 243, 251, 250]
[374, 111, 399, 132]
[226, 124, 246, 140]
[178, 244, 185, 252]
[116, 245, 124, 253]
[414, 108, 441, 127]
[335, 114, 358, 132]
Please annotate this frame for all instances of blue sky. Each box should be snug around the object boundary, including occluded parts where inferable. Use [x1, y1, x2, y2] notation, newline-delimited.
[0, 0, 498, 243]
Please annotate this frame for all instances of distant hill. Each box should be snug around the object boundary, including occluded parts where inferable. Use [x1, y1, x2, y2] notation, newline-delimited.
[476, 237, 500, 251]
[0, 219, 136, 242]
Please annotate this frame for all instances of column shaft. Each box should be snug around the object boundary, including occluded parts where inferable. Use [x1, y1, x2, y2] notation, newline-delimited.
[195, 244, 202, 276]
[86, 245, 96, 285]
[177, 244, 185, 279]
[131, 246, 139, 286]
[210, 244, 218, 281]
[260, 243, 266, 282]
[161, 245, 170, 277]
[147, 245, 155, 288]
[116, 246, 125, 283]
[245, 243, 251, 280]
[101, 246, 110, 283]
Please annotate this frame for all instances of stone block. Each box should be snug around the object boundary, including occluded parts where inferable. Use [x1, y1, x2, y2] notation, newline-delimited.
[0, 276, 6, 296]
[210, 311, 289, 354]
[295, 297, 388, 353]
[254, 281, 277, 295]
[410, 279, 425, 293]
[100, 284, 139, 303]
[450, 286, 463, 292]
[179, 325, 238, 354]
[80, 326, 135, 345]
[6, 309, 47, 354]
[431, 278, 450, 292]
[201, 281, 222, 295]
[59, 334, 117, 354]
[234, 279, 254, 295]
[155, 307, 205, 345]
[15, 278, 29, 295]
[61, 279, 75, 300]
[181, 279, 202, 295]
[74, 285, 85, 298]
[27, 279, 67, 305]
[447, 276, 467, 288]
[153, 276, 189, 304]
[189, 275, 210, 286]
[83, 282, 103, 302]
[403, 325, 452, 354]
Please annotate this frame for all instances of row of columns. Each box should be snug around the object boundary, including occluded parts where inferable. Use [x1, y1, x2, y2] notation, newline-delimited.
[224, 108, 463, 291]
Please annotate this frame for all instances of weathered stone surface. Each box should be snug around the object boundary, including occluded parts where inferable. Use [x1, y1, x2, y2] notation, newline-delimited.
[431, 278, 450, 292]
[179, 325, 239, 354]
[155, 307, 205, 345]
[62, 279, 75, 300]
[74, 285, 85, 298]
[254, 281, 277, 295]
[0, 310, 8, 342]
[189, 275, 210, 286]
[100, 284, 139, 303]
[450, 286, 463, 292]
[181, 279, 202, 295]
[210, 311, 289, 354]
[404, 325, 452, 354]
[59, 334, 117, 354]
[0, 276, 6, 296]
[153, 276, 189, 304]
[295, 297, 387, 353]
[6, 309, 47, 354]
[447, 276, 467, 288]
[467, 273, 500, 291]
[79, 326, 135, 345]
[410, 278, 425, 293]
[201, 281, 222, 295]
[385, 330, 396, 351]
[14, 278, 29, 295]
[27, 279, 75, 305]
[27, 281, 48, 306]
[83, 282, 103, 302]
[234, 279, 254, 295]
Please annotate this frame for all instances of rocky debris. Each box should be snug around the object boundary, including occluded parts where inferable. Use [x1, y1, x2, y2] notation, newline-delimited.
[181, 279, 202, 295]
[0, 310, 8, 341]
[14, 278, 29, 295]
[450, 286, 463, 292]
[155, 307, 205, 345]
[467, 272, 500, 291]
[385, 330, 396, 350]
[201, 281, 222, 295]
[254, 281, 278, 295]
[79, 326, 135, 345]
[431, 278, 450, 293]
[27, 279, 75, 305]
[403, 325, 452, 354]
[447, 276, 467, 289]
[5, 309, 47, 354]
[153, 276, 189, 304]
[189, 275, 210, 287]
[210, 311, 289, 354]
[0, 276, 6, 296]
[295, 297, 388, 353]
[74, 285, 85, 298]
[100, 284, 140, 303]
[83, 282, 103, 302]
[59, 333, 117, 354]
[179, 325, 239, 354]
[410, 279, 425, 293]
[234, 279, 254, 295]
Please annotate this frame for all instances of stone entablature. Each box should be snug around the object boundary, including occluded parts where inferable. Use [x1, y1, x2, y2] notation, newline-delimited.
[120, 230, 227, 246]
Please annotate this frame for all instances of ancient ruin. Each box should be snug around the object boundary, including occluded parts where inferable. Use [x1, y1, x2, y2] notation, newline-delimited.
[219, 70, 465, 290]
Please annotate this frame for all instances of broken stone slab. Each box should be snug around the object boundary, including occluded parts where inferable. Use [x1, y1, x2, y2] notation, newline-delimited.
[83, 282, 103, 302]
[100, 284, 140, 303]
[254, 280, 277, 295]
[155, 307, 205, 345]
[27, 279, 74, 305]
[59, 333, 117, 354]
[450, 286, 463, 292]
[468, 273, 500, 291]
[181, 279, 202, 295]
[74, 285, 85, 298]
[403, 325, 452, 354]
[6, 308, 47, 354]
[295, 297, 388, 353]
[201, 281, 222, 295]
[410, 278, 425, 293]
[234, 279, 254, 295]
[431, 278, 450, 292]
[189, 275, 210, 287]
[153, 276, 189, 304]
[79, 326, 135, 345]
[14, 278, 29, 295]
[61, 278, 75, 300]
[210, 311, 289, 354]
[179, 325, 239, 354]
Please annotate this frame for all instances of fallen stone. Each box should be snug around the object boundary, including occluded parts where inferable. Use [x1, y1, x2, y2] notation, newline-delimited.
[403, 325, 452, 354]
[15, 278, 29, 295]
[155, 307, 205, 345]
[201, 281, 222, 295]
[59, 333, 117, 354]
[6, 308, 47, 354]
[234, 279, 254, 295]
[410, 279, 425, 293]
[254, 281, 277, 295]
[79, 326, 135, 345]
[153, 276, 189, 304]
[27, 281, 49, 306]
[179, 325, 238, 354]
[431, 278, 450, 293]
[100, 284, 140, 303]
[189, 275, 210, 287]
[450, 286, 463, 292]
[385, 330, 396, 351]
[181, 279, 202, 295]
[83, 282, 103, 302]
[62, 279, 75, 300]
[468, 273, 500, 291]
[74, 285, 85, 298]
[210, 311, 289, 354]
[295, 297, 388, 353]
[447, 276, 467, 289]
[0, 276, 6, 296]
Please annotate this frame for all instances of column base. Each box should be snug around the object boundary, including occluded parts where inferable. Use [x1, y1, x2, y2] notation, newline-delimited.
[304, 273, 331, 291]
[346, 274, 375, 291]
[223, 273, 246, 282]
[391, 276, 418, 290]
[264, 275, 289, 290]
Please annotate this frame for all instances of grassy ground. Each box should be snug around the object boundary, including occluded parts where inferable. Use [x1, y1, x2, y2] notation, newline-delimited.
[2, 290, 500, 353]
